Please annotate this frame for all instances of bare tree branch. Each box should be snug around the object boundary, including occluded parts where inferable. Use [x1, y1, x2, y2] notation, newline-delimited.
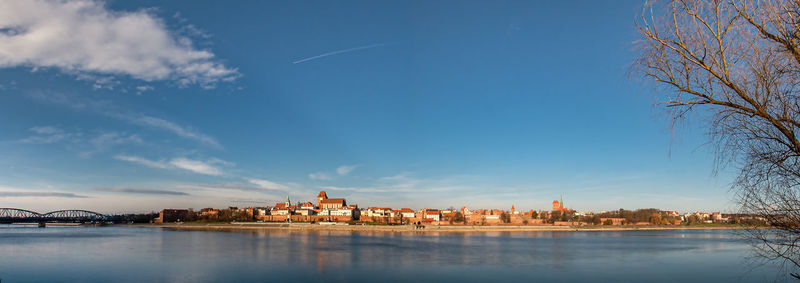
[635, 0, 800, 274]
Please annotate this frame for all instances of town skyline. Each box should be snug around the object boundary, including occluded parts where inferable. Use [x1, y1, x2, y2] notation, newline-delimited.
[144, 189, 735, 227]
[0, 0, 733, 214]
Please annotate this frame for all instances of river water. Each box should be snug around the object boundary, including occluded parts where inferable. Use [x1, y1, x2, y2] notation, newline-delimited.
[0, 225, 790, 282]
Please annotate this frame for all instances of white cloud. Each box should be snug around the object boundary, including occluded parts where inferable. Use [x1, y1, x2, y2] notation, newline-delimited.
[114, 155, 170, 169]
[170, 157, 223, 176]
[29, 92, 221, 148]
[29, 126, 62, 135]
[379, 172, 413, 181]
[173, 182, 279, 195]
[90, 132, 142, 146]
[120, 115, 220, 148]
[207, 157, 234, 167]
[135, 85, 154, 94]
[248, 178, 290, 191]
[20, 127, 142, 158]
[80, 131, 142, 158]
[0, 185, 88, 198]
[308, 165, 359, 180]
[336, 164, 359, 175]
[95, 187, 188, 196]
[308, 172, 332, 180]
[114, 155, 224, 176]
[76, 74, 119, 90]
[0, 191, 87, 198]
[0, 0, 239, 88]
[324, 186, 395, 193]
[19, 126, 75, 144]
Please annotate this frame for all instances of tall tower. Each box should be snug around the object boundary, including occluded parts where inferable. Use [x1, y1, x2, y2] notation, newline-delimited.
[285, 195, 291, 207]
[560, 195, 564, 211]
[317, 191, 328, 208]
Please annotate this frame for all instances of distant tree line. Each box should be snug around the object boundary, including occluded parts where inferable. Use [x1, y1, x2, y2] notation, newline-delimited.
[593, 209, 681, 225]
[106, 212, 159, 223]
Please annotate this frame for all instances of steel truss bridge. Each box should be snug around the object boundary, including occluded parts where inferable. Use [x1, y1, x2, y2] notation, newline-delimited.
[0, 208, 107, 223]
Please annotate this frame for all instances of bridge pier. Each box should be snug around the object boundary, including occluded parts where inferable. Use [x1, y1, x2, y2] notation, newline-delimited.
[38, 222, 46, 228]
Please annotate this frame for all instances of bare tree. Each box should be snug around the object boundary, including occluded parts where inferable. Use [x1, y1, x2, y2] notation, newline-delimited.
[635, 0, 800, 276]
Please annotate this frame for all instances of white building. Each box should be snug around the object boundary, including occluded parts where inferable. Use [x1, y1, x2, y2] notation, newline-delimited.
[425, 211, 440, 221]
[295, 209, 315, 216]
[365, 207, 392, 217]
[394, 208, 415, 218]
[322, 208, 353, 217]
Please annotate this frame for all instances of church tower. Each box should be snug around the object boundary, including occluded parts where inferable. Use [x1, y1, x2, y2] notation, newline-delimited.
[317, 191, 328, 208]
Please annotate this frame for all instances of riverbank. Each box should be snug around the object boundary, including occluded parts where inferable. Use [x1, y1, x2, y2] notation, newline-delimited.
[122, 223, 755, 233]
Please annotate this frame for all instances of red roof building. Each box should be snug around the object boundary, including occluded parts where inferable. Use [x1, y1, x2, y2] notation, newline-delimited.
[320, 198, 347, 209]
[316, 190, 348, 209]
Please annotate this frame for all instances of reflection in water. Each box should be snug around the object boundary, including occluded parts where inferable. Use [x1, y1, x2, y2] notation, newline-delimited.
[0, 226, 788, 282]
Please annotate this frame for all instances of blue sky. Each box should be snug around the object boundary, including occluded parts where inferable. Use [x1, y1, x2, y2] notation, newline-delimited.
[0, 0, 735, 213]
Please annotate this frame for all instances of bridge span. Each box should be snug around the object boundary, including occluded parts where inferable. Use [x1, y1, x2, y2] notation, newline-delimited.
[0, 208, 107, 223]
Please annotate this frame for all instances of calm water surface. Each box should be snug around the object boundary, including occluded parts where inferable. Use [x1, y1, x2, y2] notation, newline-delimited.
[0, 226, 789, 282]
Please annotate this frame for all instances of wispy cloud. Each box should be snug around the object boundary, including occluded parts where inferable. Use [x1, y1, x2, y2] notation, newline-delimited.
[114, 155, 225, 176]
[115, 155, 171, 169]
[336, 164, 359, 176]
[308, 164, 359, 180]
[292, 43, 385, 64]
[173, 182, 283, 194]
[0, 191, 87, 198]
[19, 126, 75, 144]
[308, 172, 332, 180]
[247, 178, 290, 191]
[29, 126, 62, 135]
[29, 92, 221, 148]
[324, 173, 455, 194]
[20, 126, 142, 158]
[76, 74, 120, 90]
[170, 158, 223, 176]
[89, 132, 142, 148]
[80, 132, 143, 158]
[95, 187, 188, 196]
[129, 116, 220, 148]
[0, 0, 239, 88]
[135, 85, 154, 95]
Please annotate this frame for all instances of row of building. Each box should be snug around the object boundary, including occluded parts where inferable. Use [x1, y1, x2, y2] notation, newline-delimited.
[156, 191, 548, 224]
[153, 191, 737, 226]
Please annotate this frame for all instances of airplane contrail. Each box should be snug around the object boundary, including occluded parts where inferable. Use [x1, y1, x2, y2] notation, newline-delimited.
[292, 43, 386, 64]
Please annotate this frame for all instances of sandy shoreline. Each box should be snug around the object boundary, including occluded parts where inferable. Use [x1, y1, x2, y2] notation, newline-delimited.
[120, 223, 753, 233]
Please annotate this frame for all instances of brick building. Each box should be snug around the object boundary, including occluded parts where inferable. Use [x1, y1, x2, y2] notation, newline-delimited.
[154, 209, 189, 223]
[318, 190, 347, 209]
